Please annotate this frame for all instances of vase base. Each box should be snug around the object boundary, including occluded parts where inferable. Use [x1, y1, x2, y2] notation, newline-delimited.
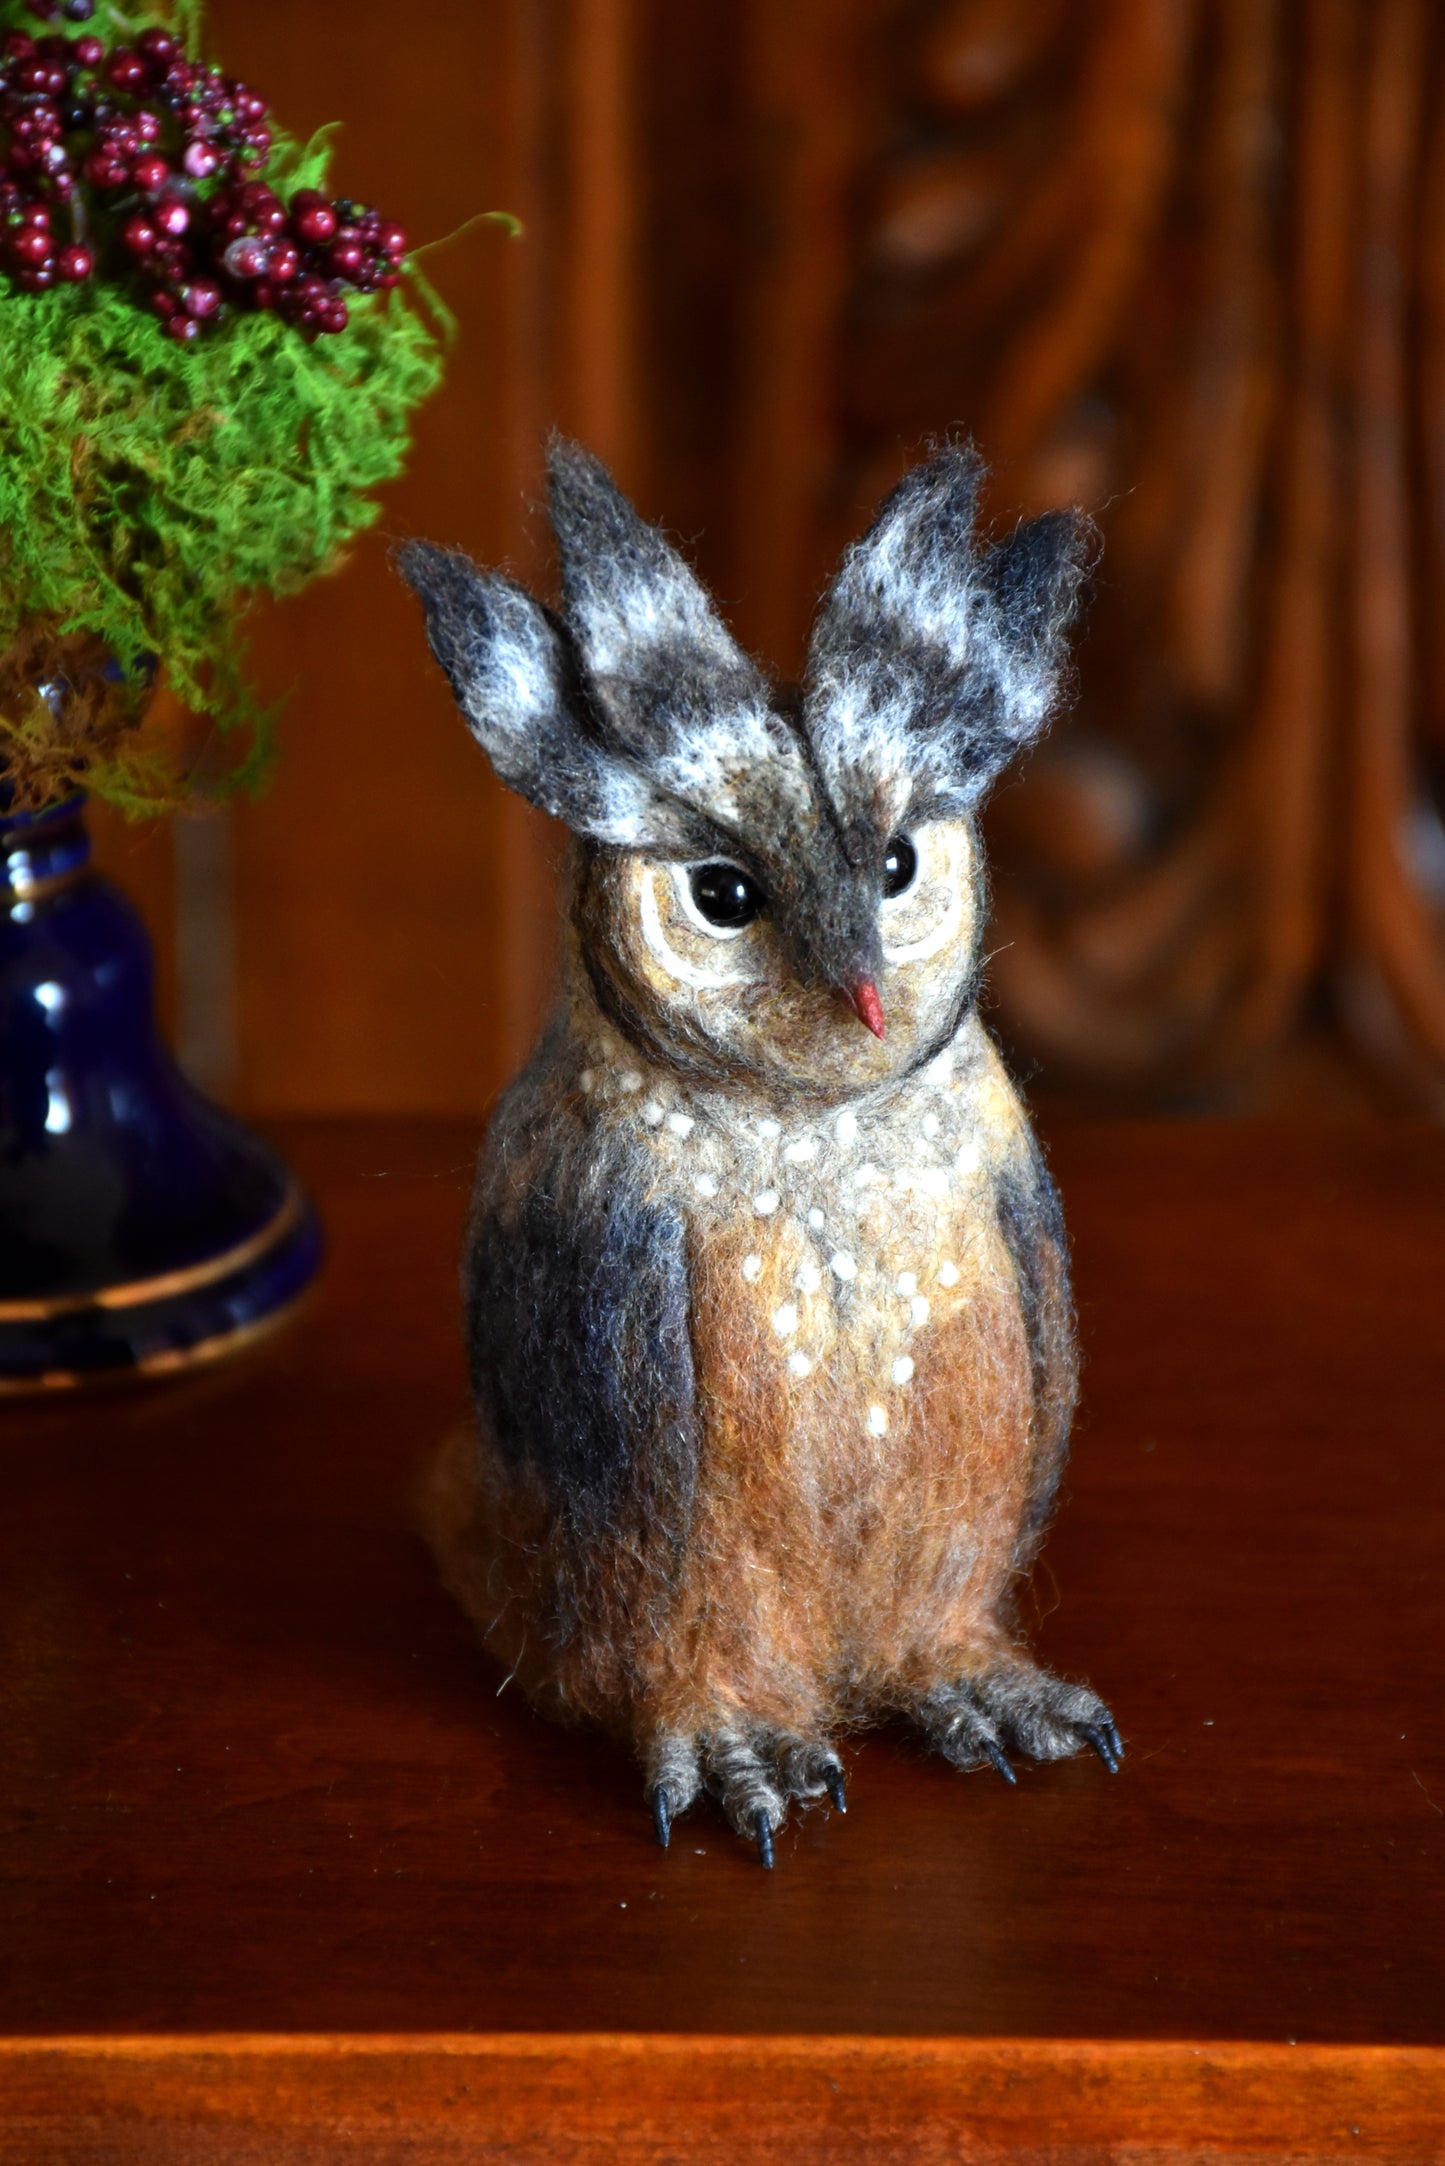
[0, 1180, 322, 1395]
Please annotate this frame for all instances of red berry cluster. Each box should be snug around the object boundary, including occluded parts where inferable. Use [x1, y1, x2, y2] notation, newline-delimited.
[0, 8, 407, 340]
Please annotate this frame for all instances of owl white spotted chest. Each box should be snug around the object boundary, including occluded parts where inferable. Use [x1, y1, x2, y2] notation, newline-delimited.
[563, 1001, 1036, 1698]
[404, 433, 1119, 1865]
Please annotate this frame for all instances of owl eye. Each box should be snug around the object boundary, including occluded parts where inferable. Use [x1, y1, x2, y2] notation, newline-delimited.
[688, 861, 766, 929]
[882, 833, 918, 899]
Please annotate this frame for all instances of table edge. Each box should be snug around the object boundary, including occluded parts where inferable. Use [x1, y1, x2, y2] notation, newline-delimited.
[2, 2034, 1442, 2162]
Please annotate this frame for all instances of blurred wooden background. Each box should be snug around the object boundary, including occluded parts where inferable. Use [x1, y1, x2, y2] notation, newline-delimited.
[90, 0, 1445, 1117]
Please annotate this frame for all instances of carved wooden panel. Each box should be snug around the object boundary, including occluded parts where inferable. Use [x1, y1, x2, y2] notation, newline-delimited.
[96, 0, 1445, 1114]
[689, 0, 1445, 1109]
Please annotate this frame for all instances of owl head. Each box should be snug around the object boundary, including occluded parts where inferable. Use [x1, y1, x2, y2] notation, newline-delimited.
[401, 439, 1095, 1103]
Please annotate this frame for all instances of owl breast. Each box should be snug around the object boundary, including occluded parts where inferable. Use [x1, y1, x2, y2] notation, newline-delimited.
[575, 1012, 1035, 1704]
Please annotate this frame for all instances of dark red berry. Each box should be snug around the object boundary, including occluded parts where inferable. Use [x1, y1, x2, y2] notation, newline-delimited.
[149, 288, 178, 318]
[73, 34, 102, 66]
[82, 151, 128, 188]
[2, 34, 36, 60]
[267, 237, 299, 283]
[181, 275, 222, 317]
[321, 297, 348, 333]
[249, 278, 276, 310]
[328, 236, 365, 278]
[137, 29, 176, 64]
[55, 240, 91, 280]
[153, 194, 189, 237]
[11, 222, 53, 263]
[17, 263, 56, 290]
[289, 190, 336, 245]
[164, 310, 201, 342]
[106, 49, 147, 91]
[121, 212, 157, 257]
[221, 234, 269, 278]
[132, 151, 169, 193]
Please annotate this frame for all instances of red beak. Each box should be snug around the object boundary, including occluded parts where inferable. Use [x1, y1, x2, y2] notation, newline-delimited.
[847, 979, 886, 1040]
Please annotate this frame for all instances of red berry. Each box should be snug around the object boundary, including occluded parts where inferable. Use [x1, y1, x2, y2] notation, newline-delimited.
[149, 289, 178, 318]
[377, 220, 407, 259]
[376, 270, 401, 289]
[181, 276, 222, 318]
[17, 263, 56, 290]
[154, 194, 189, 237]
[328, 236, 365, 278]
[74, 35, 102, 66]
[135, 110, 162, 145]
[289, 190, 336, 245]
[165, 311, 201, 342]
[221, 234, 269, 279]
[321, 298, 349, 333]
[11, 223, 53, 264]
[132, 152, 170, 193]
[250, 279, 276, 310]
[267, 238, 299, 283]
[137, 29, 176, 63]
[121, 213, 157, 257]
[55, 241, 92, 281]
[2, 34, 36, 61]
[106, 49, 147, 91]
[182, 140, 220, 179]
[83, 151, 128, 189]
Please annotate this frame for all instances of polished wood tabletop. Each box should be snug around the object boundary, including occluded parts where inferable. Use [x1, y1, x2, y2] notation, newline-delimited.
[2, 1119, 1442, 2161]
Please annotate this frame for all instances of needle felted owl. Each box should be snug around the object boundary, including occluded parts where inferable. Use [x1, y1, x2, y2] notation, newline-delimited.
[401, 436, 1120, 1867]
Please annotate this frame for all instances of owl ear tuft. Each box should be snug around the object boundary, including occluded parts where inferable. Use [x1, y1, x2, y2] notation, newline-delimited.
[804, 442, 1098, 811]
[397, 540, 710, 852]
[546, 436, 750, 700]
[543, 437, 816, 841]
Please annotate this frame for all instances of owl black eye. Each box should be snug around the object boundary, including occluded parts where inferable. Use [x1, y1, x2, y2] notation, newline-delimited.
[688, 861, 766, 928]
[882, 833, 918, 898]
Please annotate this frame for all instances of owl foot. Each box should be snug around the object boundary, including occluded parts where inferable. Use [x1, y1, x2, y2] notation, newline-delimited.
[921, 1667, 1122, 1777]
[644, 1724, 845, 1867]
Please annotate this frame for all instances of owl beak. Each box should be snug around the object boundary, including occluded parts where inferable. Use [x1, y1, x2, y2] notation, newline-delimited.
[845, 979, 886, 1040]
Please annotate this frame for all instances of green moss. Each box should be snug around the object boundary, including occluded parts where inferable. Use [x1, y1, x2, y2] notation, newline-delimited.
[0, 0, 449, 813]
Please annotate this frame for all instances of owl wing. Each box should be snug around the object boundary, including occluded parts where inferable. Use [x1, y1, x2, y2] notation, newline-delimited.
[995, 1139, 1078, 1566]
[463, 1095, 698, 1548]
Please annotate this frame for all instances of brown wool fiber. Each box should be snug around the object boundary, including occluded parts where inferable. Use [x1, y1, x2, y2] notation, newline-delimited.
[405, 436, 1119, 1857]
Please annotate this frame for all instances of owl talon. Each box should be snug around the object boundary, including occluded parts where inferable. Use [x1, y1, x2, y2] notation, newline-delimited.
[984, 1740, 1017, 1786]
[1082, 1724, 1121, 1774]
[923, 1666, 1122, 1776]
[649, 1784, 673, 1848]
[824, 1765, 847, 1813]
[754, 1811, 775, 1870]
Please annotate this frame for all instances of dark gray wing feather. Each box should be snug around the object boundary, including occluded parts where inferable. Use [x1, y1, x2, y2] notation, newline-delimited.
[464, 1125, 697, 1549]
[995, 1141, 1078, 1563]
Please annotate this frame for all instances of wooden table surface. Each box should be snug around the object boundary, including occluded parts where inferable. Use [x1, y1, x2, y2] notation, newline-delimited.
[2, 1119, 1443, 2162]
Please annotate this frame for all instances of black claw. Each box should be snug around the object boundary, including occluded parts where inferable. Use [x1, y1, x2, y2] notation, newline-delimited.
[754, 1810, 775, 1870]
[1083, 1724, 1121, 1774]
[984, 1739, 1018, 1786]
[649, 1784, 672, 1849]
[1103, 1718, 1124, 1763]
[824, 1765, 847, 1813]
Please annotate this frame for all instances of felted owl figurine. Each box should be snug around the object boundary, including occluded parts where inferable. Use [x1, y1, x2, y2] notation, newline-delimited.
[401, 436, 1120, 1868]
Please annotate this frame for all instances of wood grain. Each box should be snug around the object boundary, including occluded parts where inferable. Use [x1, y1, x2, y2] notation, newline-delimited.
[2, 2036, 1442, 2163]
[1, 1121, 1441, 2155]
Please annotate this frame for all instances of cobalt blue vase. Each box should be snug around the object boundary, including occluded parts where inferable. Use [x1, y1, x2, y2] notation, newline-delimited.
[0, 793, 322, 1392]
